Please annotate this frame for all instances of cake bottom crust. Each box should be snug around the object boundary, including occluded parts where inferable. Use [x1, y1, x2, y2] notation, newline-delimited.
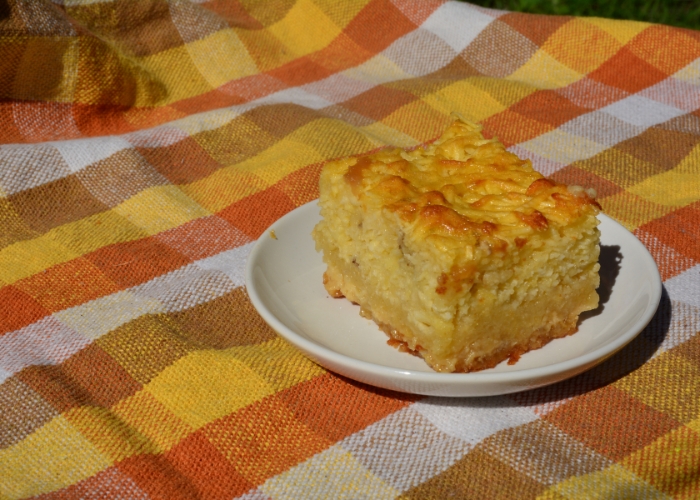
[378, 317, 578, 373]
[322, 255, 588, 373]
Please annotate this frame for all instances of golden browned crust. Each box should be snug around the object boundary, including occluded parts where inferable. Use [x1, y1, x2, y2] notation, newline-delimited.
[342, 116, 600, 253]
[322, 272, 344, 298]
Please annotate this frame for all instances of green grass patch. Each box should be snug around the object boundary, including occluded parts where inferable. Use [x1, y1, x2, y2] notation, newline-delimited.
[466, 0, 700, 31]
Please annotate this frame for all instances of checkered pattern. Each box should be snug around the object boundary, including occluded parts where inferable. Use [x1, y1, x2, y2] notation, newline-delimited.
[0, 0, 698, 498]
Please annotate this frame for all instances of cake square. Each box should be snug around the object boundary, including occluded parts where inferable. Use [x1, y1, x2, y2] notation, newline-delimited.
[312, 116, 601, 372]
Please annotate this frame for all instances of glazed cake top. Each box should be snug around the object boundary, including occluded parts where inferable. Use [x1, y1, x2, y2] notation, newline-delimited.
[337, 116, 600, 247]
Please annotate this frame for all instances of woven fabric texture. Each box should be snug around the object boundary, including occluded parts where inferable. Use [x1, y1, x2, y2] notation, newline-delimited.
[0, 0, 699, 498]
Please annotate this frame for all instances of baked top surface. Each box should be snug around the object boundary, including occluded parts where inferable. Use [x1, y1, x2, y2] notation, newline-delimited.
[336, 117, 600, 245]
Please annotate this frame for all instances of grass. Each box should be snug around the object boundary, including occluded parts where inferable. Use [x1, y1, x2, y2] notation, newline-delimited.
[466, 0, 700, 31]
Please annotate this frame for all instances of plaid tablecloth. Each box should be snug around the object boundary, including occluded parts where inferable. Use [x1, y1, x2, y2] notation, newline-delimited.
[0, 0, 698, 498]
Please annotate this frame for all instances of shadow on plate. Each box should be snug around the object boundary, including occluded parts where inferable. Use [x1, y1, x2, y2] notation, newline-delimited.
[399, 284, 672, 407]
[577, 244, 622, 325]
[506, 243, 669, 407]
[508, 285, 671, 408]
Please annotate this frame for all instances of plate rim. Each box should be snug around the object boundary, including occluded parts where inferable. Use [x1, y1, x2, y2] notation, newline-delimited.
[245, 200, 662, 393]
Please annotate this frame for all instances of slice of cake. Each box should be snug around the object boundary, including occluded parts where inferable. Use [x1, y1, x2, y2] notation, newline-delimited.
[312, 115, 601, 373]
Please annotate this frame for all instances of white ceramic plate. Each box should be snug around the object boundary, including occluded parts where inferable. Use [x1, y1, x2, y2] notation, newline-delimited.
[245, 201, 662, 397]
